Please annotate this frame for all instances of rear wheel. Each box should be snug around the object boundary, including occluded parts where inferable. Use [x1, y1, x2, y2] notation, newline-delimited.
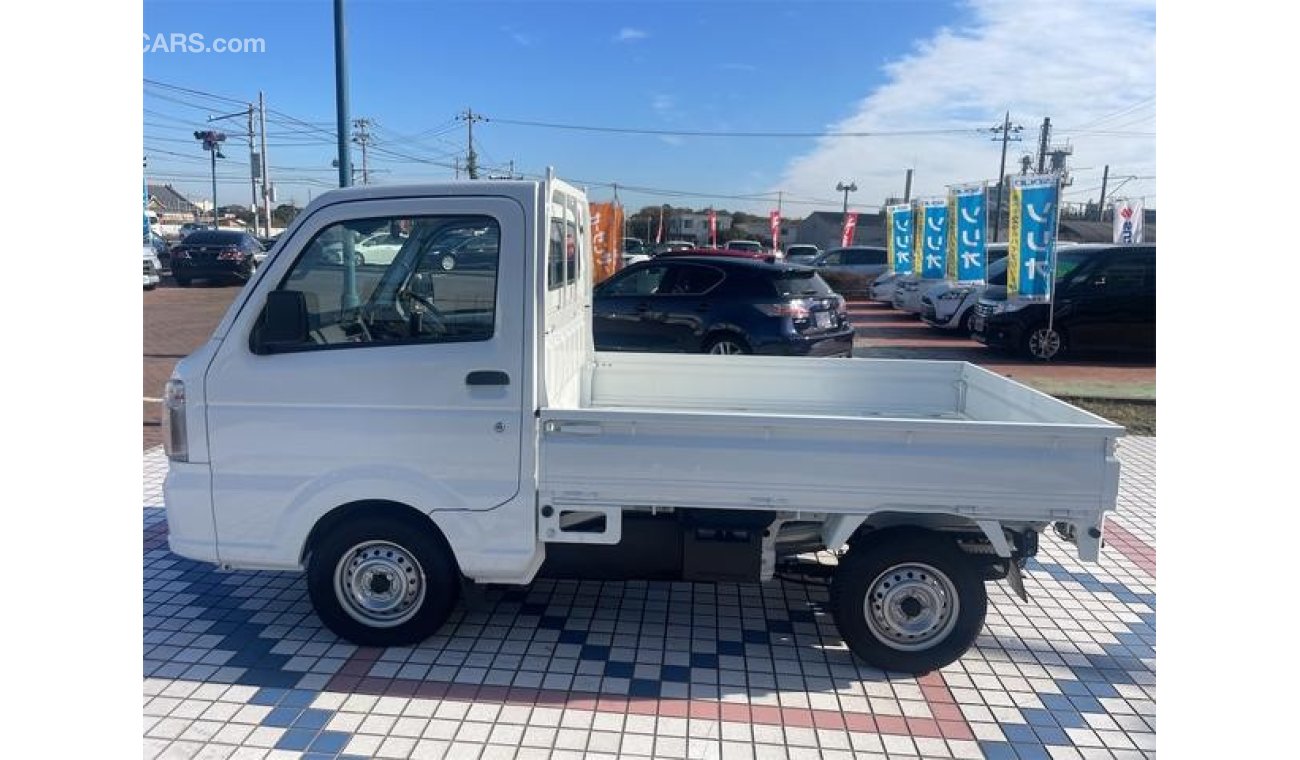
[703, 334, 751, 355]
[830, 533, 987, 674]
[307, 515, 461, 647]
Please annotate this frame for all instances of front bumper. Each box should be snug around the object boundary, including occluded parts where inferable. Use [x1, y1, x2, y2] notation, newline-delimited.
[971, 313, 1024, 349]
[172, 258, 252, 280]
[163, 460, 220, 565]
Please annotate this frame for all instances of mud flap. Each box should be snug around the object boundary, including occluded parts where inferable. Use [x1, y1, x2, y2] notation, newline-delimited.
[1005, 558, 1029, 602]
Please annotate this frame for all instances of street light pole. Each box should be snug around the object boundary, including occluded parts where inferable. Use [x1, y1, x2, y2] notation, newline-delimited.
[333, 0, 353, 189]
[835, 181, 857, 215]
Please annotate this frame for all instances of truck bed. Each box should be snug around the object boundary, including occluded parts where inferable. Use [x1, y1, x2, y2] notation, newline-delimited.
[539, 354, 1122, 551]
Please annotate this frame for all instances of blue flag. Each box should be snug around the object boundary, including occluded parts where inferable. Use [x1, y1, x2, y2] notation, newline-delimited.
[888, 204, 913, 275]
[920, 201, 948, 280]
[953, 186, 987, 284]
[1007, 176, 1059, 300]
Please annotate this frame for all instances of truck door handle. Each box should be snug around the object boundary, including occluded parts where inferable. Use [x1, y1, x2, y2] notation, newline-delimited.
[466, 370, 510, 386]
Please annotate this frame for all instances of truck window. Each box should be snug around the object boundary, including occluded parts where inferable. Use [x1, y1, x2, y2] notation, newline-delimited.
[547, 219, 565, 290]
[270, 215, 499, 350]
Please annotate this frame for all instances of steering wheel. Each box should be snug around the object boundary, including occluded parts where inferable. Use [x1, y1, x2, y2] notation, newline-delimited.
[399, 288, 450, 335]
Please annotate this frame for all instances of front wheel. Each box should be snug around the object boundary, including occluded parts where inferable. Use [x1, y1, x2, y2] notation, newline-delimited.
[1024, 324, 1065, 361]
[829, 533, 987, 674]
[307, 516, 461, 647]
[703, 334, 751, 355]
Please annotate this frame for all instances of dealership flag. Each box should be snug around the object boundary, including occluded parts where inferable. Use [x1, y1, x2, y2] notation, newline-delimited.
[840, 212, 858, 247]
[919, 199, 948, 280]
[912, 202, 925, 276]
[1112, 198, 1144, 243]
[952, 184, 988, 283]
[887, 204, 913, 275]
[770, 211, 781, 251]
[708, 209, 717, 247]
[1007, 175, 1061, 300]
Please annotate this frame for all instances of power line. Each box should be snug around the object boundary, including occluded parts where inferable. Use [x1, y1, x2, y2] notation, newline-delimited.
[485, 116, 982, 139]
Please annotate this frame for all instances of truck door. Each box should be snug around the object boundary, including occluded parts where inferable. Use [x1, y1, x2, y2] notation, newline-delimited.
[203, 197, 528, 558]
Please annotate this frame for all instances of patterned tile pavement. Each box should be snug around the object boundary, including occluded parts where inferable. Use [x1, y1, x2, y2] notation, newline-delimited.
[143, 437, 1155, 759]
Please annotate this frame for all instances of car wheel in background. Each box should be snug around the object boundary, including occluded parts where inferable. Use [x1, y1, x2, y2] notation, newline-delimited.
[1025, 325, 1065, 361]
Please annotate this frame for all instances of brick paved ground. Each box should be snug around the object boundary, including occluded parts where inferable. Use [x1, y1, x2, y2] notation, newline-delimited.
[143, 438, 1155, 759]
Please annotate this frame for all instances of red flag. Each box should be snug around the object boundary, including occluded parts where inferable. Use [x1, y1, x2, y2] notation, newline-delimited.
[841, 212, 858, 247]
[708, 209, 717, 247]
[769, 211, 781, 252]
[656, 206, 664, 244]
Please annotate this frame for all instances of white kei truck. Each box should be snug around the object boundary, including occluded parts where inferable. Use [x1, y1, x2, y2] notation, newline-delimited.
[163, 175, 1122, 674]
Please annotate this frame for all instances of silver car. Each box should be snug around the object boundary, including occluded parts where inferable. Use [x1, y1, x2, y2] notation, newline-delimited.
[783, 244, 821, 265]
[919, 244, 1010, 331]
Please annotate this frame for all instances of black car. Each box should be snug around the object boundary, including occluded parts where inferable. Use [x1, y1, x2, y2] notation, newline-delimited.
[970, 244, 1155, 360]
[168, 230, 266, 286]
[593, 256, 854, 356]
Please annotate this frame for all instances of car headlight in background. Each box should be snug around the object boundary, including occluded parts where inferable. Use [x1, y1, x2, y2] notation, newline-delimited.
[937, 288, 973, 301]
[991, 300, 1028, 315]
[162, 379, 188, 462]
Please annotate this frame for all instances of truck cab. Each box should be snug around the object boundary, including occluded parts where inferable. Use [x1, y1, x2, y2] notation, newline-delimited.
[164, 176, 1122, 674]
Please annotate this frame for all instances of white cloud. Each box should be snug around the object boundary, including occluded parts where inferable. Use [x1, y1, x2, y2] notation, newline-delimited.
[771, 0, 1156, 212]
[500, 26, 535, 47]
[614, 27, 648, 43]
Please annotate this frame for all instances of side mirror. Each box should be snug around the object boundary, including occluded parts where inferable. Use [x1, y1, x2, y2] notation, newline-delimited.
[253, 290, 309, 354]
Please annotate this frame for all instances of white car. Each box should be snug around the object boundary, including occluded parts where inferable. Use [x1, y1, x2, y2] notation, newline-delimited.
[143, 244, 162, 290]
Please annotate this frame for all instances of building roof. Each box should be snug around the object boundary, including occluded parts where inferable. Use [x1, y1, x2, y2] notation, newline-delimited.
[148, 184, 198, 214]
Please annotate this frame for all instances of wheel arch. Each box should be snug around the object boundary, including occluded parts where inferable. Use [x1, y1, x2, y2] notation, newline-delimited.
[300, 499, 461, 575]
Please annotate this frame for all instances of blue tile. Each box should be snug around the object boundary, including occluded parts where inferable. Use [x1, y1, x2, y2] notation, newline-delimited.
[1034, 726, 1070, 745]
[767, 620, 793, 633]
[1039, 694, 1073, 711]
[261, 707, 303, 728]
[742, 630, 768, 644]
[250, 687, 288, 706]
[1021, 708, 1056, 727]
[1050, 710, 1087, 729]
[1069, 696, 1104, 713]
[1057, 679, 1091, 696]
[604, 661, 634, 678]
[661, 666, 690, 683]
[280, 689, 318, 708]
[308, 730, 351, 754]
[1000, 723, 1037, 744]
[558, 630, 587, 645]
[1086, 682, 1121, 698]
[628, 679, 661, 698]
[1012, 743, 1051, 760]
[579, 645, 610, 661]
[978, 741, 1018, 760]
[275, 728, 317, 751]
[717, 641, 744, 656]
[293, 708, 333, 731]
[690, 653, 718, 669]
[538, 616, 567, 630]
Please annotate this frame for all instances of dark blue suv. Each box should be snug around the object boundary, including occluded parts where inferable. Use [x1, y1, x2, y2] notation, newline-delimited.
[593, 256, 854, 356]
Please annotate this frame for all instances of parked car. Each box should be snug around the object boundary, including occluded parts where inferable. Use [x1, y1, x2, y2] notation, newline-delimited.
[168, 229, 266, 286]
[920, 243, 1010, 332]
[724, 240, 764, 253]
[179, 222, 210, 237]
[813, 246, 888, 297]
[143, 240, 162, 290]
[593, 256, 853, 356]
[892, 274, 941, 315]
[654, 247, 777, 264]
[146, 231, 171, 271]
[971, 244, 1154, 360]
[868, 272, 899, 302]
[650, 240, 695, 256]
[783, 244, 821, 265]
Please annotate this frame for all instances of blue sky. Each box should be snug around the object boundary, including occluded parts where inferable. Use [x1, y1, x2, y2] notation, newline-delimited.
[143, 0, 1155, 216]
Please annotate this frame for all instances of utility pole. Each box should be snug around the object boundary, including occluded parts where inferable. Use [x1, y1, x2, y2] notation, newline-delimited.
[458, 108, 485, 179]
[194, 130, 227, 227]
[454, 157, 460, 180]
[333, 0, 352, 188]
[352, 118, 373, 184]
[903, 169, 913, 203]
[208, 105, 258, 231]
[1036, 117, 1052, 174]
[258, 91, 271, 236]
[1097, 164, 1110, 222]
[989, 111, 1023, 243]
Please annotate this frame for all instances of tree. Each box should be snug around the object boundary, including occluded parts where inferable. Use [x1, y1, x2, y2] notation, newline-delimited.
[272, 204, 302, 227]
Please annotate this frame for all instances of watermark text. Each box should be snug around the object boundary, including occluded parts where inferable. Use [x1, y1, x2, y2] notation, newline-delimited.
[144, 33, 266, 54]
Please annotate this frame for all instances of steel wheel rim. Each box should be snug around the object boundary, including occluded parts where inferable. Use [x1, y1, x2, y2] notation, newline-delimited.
[440, 254, 456, 271]
[863, 562, 960, 651]
[709, 340, 743, 355]
[1029, 328, 1061, 359]
[334, 540, 426, 628]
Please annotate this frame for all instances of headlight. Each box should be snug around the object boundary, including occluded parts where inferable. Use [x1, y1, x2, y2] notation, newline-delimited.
[937, 288, 973, 301]
[162, 379, 188, 462]
[991, 300, 1027, 315]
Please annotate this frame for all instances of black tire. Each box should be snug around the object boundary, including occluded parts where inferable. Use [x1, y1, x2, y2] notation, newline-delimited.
[702, 333, 751, 355]
[307, 515, 461, 647]
[958, 308, 975, 335]
[1022, 324, 1066, 361]
[829, 532, 987, 674]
